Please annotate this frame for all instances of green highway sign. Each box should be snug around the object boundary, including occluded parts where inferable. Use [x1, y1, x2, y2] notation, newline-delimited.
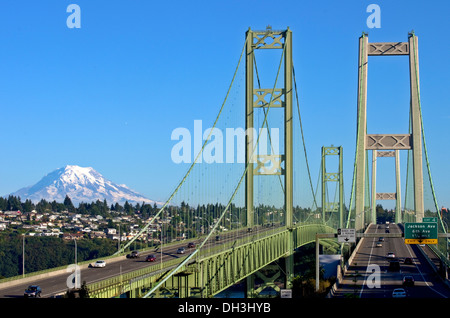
[423, 217, 438, 223]
[405, 222, 438, 244]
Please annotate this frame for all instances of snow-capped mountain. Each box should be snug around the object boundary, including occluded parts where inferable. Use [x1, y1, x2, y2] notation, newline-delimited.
[10, 165, 162, 206]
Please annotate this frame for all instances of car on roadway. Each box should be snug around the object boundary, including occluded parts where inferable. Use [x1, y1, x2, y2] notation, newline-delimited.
[404, 257, 413, 265]
[376, 242, 383, 247]
[24, 285, 42, 298]
[177, 247, 186, 254]
[90, 260, 106, 268]
[126, 251, 140, 259]
[146, 254, 156, 262]
[386, 252, 396, 258]
[188, 242, 196, 248]
[403, 276, 414, 287]
[392, 288, 407, 298]
[378, 237, 385, 242]
[388, 260, 401, 272]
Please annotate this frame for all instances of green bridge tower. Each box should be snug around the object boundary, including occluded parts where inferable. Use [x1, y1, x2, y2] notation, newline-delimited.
[355, 33, 424, 230]
[245, 26, 294, 295]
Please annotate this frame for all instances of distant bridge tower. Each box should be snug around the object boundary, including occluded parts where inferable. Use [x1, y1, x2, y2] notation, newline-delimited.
[321, 146, 344, 229]
[370, 150, 402, 224]
[245, 26, 294, 294]
[355, 32, 423, 231]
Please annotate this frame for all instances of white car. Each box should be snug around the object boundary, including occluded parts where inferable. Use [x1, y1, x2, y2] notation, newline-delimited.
[92, 260, 106, 268]
[386, 252, 396, 258]
[392, 288, 406, 298]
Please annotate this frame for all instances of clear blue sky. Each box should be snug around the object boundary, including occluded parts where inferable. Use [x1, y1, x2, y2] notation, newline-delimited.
[0, 0, 449, 209]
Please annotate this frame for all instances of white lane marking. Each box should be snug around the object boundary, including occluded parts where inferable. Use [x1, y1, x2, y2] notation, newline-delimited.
[404, 243, 448, 298]
[359, 224, 378, 298]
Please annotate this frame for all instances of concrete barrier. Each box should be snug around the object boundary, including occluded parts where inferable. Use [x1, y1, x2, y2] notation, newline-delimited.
[0, 253, 127, 289]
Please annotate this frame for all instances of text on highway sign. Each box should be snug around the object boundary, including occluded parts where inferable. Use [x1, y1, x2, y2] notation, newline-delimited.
[337, 228, 356, 243]
[404, 222, 438, 244]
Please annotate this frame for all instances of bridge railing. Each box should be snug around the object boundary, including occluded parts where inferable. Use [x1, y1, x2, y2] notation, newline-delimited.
[87, 226, 287, 295]
[86, 223, 336, 297]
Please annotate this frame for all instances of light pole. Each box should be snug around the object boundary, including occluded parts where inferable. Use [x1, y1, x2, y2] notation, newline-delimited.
[117, 223, 121, 253]
[22, 234, 25, 278]
[74, 238, 77, 265]
[22, 229, 31, 278]
[74, 238, 78, 289]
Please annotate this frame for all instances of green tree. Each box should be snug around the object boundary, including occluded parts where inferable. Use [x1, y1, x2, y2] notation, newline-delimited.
[64, 195, 76, 212]
[22, 199, 34, 213]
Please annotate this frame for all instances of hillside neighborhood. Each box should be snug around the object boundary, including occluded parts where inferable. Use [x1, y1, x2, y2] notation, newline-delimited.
[0, 206, 162, 243]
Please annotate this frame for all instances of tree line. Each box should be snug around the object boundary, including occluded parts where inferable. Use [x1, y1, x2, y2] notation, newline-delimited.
[0, 195, 161, 219]
[0, 235, 117, 279]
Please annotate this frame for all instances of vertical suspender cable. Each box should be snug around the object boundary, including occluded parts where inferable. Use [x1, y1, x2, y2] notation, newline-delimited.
[117, 33, 249, 255]
[292, 65, 319, 213]
[143, 38, 287, 298]
[346, 33, 366, 229]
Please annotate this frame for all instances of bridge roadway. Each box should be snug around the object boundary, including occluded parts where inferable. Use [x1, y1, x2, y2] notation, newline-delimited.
[0, 225, 282, 298]
[331, 223, 450, 298]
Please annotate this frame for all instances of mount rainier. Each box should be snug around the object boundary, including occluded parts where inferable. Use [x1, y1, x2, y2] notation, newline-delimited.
[10, 165, 161, 206]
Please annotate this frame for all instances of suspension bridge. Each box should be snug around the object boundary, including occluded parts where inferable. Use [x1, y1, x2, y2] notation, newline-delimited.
[0, 27, 448, 299]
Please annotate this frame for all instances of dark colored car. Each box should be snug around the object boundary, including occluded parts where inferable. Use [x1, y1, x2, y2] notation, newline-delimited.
[388, 260, 401, 272]
[404, 257, 413, 265]
[403, 276, 414, 286]
[146, 254, 156, 262]
[126, 251, 140, 259]
[24, 285, 42, 298]
[403, 257, 412, 264]
[188, 242, 195, 248]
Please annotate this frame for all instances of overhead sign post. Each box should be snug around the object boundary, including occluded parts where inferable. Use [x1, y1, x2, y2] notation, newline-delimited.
[337, 228, 356, 243]
[404, 222, 438, 244]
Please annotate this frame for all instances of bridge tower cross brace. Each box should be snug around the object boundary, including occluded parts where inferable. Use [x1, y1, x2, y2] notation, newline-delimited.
[355, 33, 424, 231]
[245, 27, 294, 294]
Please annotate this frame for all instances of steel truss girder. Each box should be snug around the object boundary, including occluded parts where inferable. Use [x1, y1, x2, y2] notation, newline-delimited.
[86, 225, 335, 298]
